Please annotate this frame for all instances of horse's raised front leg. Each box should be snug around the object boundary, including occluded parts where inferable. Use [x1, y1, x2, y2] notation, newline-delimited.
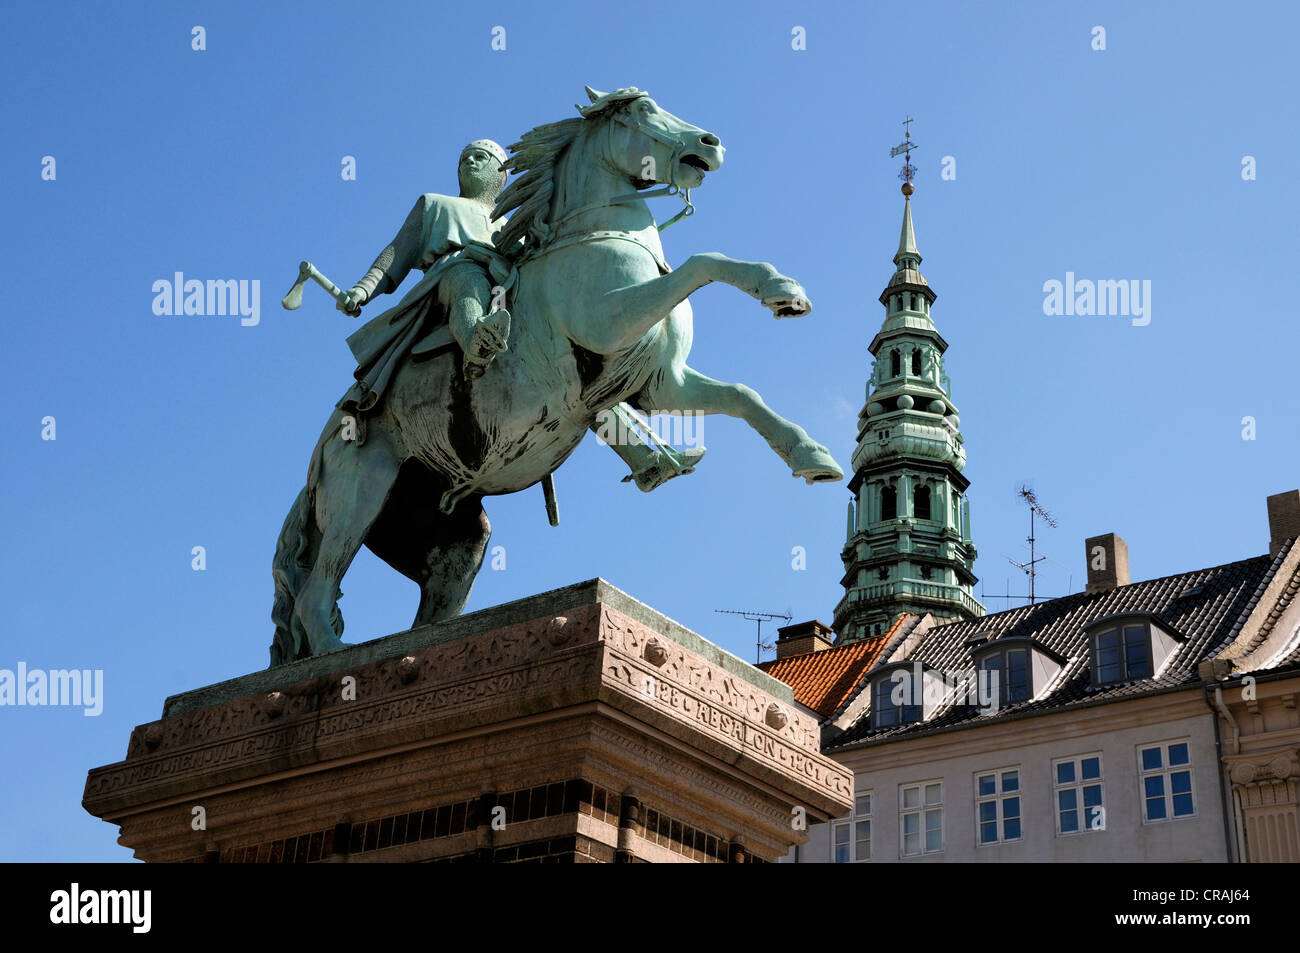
[583, 253, 811, 353]
[642, 366, 843, 484]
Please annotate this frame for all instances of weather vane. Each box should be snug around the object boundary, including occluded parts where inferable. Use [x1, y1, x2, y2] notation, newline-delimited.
[889, 116, 918, 195]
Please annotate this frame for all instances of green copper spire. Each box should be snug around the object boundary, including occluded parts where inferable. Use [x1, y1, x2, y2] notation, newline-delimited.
[833, 125, 983, 643]
[894, 195, 920, 268]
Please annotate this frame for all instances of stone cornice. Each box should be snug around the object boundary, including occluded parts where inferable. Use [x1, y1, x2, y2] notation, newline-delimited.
[84, 598, 851, 832]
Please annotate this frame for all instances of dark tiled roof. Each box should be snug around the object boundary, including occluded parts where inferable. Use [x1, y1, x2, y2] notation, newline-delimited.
[759, 615, 910, 716]
[1239, 553, 1300, 659]
[829, 543, 1293, 751]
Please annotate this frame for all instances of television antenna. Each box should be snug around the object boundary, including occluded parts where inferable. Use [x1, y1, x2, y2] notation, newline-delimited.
[979, 485, 1065, 605]
[715, 609, 792, 664]
[1016, 484, 1057, 603]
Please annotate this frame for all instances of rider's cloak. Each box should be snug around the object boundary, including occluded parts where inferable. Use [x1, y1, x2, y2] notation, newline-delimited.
[339, 193, 509, 414]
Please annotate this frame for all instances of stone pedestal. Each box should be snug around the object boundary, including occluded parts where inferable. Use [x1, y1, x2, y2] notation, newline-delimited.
[83, 579, 851, 862]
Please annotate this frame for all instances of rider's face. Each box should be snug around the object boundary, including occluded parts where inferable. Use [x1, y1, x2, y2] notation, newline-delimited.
[458, 149, 505, 200]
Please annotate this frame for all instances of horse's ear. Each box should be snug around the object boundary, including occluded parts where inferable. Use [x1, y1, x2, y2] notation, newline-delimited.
[584, 85, 604, 103]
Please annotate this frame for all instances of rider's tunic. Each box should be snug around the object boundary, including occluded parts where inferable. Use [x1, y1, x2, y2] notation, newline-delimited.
[340, 193, 507, 414]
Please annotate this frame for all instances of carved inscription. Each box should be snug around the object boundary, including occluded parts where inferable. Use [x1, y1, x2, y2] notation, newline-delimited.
[87, 653, 594, 800]
[597, 605, 821, 753]
[596, 608, 850, 802]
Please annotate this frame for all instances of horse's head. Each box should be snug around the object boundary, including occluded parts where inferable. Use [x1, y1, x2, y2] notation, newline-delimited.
[580, 86, 724, 192]
[494, 86, 727, 254]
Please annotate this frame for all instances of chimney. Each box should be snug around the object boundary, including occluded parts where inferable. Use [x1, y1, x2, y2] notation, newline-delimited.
[1267, 490, 1300, 557]
[1085, 533, 1130, 594]
[775, 620, 834, 659]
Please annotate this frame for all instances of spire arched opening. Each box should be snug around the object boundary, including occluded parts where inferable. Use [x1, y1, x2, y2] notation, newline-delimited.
[914, 485, 931, 521]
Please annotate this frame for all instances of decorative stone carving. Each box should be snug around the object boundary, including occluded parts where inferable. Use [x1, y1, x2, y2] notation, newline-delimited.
[396, 656, 421, 684]
[545, 616, 573, 646]
[263, 692, 287, 719]
[764, 703, 788, 730]
[1229, 749, 1299, 786]
[643, 638, 669, 667]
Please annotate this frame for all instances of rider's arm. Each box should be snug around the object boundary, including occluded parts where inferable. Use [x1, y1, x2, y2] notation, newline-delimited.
[351, 195, 430, 302]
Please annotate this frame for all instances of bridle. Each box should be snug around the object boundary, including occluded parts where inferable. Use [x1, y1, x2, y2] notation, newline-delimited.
[544, 100, 698, 242]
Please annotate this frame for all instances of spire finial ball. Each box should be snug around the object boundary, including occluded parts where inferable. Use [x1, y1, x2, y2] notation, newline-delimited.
[901, 182, 914, 197]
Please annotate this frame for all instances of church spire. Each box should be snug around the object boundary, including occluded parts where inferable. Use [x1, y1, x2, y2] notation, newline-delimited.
[832, 120, 984, 644]
[895, 192, 919, 267]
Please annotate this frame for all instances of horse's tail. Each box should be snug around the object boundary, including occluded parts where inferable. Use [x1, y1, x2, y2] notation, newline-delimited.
[271, 416, 353, 666]
[270, 484, 321, 666]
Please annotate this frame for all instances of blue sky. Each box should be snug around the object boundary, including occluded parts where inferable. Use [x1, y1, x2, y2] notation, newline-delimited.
[2, 1, 1296, 860]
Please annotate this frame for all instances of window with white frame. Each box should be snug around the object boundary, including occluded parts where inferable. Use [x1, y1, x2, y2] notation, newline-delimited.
[1139, 741, 1194, 821]
[872, 671, 920, 728]
[1090, 622, 1152, 684]
[832, 791, 872, 862]
[1053, 754, 1104, 834]
[900, 781, 942, 856]
[975, 768, 1022, 845]
[977, 645, 1031, 707]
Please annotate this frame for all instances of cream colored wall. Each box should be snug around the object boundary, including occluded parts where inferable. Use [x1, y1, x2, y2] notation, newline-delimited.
[780, 691, 1227, 863]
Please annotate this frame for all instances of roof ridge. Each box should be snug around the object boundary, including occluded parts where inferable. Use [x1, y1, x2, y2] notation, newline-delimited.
[1216, 537, 1298, 661]
[757, 633, 880, 670]
[945, 550, 1275, 630]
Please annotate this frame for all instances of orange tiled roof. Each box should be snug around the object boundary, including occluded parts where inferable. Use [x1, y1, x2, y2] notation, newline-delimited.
[759, 617, 908, 716]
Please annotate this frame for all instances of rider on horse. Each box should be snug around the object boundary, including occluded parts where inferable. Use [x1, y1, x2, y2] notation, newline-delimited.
[336, 140, 515, 415]
[331, 137, 704, 492]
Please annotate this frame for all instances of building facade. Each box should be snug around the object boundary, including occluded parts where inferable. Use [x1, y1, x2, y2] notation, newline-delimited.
[772, 489, 1300, 863]
[764, 144, 1300, 865]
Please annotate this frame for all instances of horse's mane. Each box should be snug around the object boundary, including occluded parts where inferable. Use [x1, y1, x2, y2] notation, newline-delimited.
[491, 119, 583, 258]
[492, 94, 635, 259]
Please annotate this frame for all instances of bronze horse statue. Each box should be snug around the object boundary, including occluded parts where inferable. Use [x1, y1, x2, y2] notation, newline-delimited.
[270, 86, 842, 665]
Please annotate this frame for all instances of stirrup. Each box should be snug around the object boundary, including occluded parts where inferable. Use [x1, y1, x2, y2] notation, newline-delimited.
[621, 445, 707, 492]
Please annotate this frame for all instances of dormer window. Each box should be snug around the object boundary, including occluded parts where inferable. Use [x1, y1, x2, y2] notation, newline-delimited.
[872, 674, 920, 728]
[870, 662, 949, 728]
[1086, 615, 1182, 686]
[970, 635, 1065, 710]
[1095, 623, 1150, 682]
[978, 646, 1030, 705]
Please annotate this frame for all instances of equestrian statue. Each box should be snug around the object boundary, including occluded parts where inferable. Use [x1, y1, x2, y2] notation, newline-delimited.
[270, 86, 843, 665]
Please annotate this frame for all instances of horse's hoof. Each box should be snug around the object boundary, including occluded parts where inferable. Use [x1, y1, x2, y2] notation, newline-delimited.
[787, 441, 843, 484]
[759, 276, 812, 318]
[310, 635, 348, 655]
